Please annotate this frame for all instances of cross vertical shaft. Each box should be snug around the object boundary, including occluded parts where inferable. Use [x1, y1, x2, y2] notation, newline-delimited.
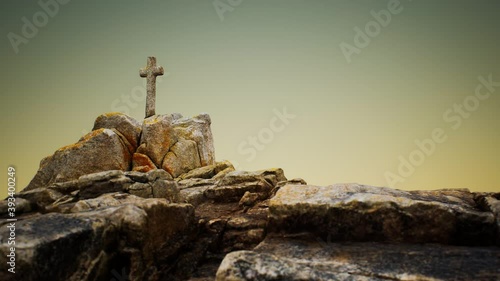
[140, 57, 164, 118]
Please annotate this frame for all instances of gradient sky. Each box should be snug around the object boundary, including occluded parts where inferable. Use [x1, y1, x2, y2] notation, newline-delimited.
[1, 0, 499, 199]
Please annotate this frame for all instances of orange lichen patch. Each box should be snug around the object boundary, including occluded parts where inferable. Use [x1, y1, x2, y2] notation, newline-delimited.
[57, 129, 106, 152]
[132, 153, 156, 171]
[57, 142, 83, 152]
[112, 129, 135, 155]
[94, 112, 124, 124]
[144, 116, 161, 125]
[81, 128, 107, 142]
[133, 165, 153, 173]
[103, 112, 124, 117]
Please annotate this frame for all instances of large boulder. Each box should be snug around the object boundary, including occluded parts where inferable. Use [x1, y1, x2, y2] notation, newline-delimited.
[137, 113, 216, 178]
[269, 184, 497, 245]
[215, 236, 500, 281]
[162, 139, 201, 178]
[137, 114, 178, 167]
[172, 113, 215, 166]
[93, 112, 142, 151]
[25, 129, 132, 191]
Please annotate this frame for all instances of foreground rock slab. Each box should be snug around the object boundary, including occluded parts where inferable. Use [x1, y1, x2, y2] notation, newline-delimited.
[216, 236, 500, 281]
[0, 197, 195, 281]
[269, 184, 497, 245]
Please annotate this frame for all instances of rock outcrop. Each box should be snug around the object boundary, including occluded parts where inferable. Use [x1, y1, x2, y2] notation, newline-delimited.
[1, 164, 288, 281]
[3, 112, 499, 281]
[25, 112, 215, 191]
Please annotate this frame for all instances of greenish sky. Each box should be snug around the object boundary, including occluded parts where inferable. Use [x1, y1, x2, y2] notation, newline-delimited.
[1, 0, 499, 199]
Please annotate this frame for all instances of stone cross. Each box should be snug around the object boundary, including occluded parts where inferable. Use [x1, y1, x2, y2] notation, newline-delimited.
[140, 56, 164, 118]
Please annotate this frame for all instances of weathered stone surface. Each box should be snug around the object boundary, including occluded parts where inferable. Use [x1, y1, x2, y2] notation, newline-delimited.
[132, 152, 157, 172]
[70, 193, 180, 213]
[178, 165, 215, 180]
[193, 197, 270, 257]
[218, 169, 286, 187]
[482, 196, 500, 244]
[125, 170, 150, 183]
[277, 178, 307, 188]
[79, 175, 133, 199]
[78, 170, 125, 184]
[179, 160, 234, 180]
[49, 179, 80, 193]
[178, 179, 217, 206]
[180, 185, 210, 206]
[0, 197, 31, 216]
[239, 191, 260, 208]
[216, 236, 500, 281]
[70, 193, 122, 212]
[212, 167, 235, 181]
[205, 180, 272, 203]
[136, 113, 215, 177]
[219, 205, 270, 253]
[179, 178, 217, 190]
[147, 168, 174, 181]
[269, 184, 497, 245]
[137, 114, 178, 167]
[93, 112, 142, 150]
[205, 170, 279, 202]
[222, 228, 265, 253]
[17, 187, 63, 209]
[226, 213, 267, 231]
[271, 178, 308, 197]
[127, 182, 153, 198]
[25, 129, 131, 191]
[172, 113, 215, 167]
[0, 197, 195, 281]
[162, 139, 202, 178]
[152, 180, 180, 202]
[44, 195, 77, 212]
